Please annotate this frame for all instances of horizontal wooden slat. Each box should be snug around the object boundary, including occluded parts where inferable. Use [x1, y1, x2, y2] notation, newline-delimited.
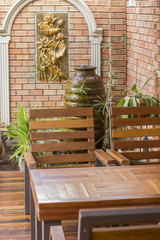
[111, 106, 160, 116]
[30, 107, 93, 118]
[112, 117, 160, 127]
[112, 128, 160, 138]
[122, 151, 160, 160]
[30, 119, 94, 130]
[114, 140, 160, 150]
[35, 153, 95, 164]
[31, 141, 95, 152]
[30, 130, 94, 141]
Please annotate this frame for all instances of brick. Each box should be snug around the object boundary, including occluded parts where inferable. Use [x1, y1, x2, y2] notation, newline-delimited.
[15, 79, 29, 84]
[35, 84, 49, 89]
[49, 84, 63, 90]
[30, 90, 43, 95]
[16, 90, 29, 95]
[43, 102, 56, 107]
[10, 96, 22, 101]
[23, 84, 36, 90]
[16, 55, 29, 60]
[10, 49, 22, 54]
[43, 90, 56, 95]
[36, 96, 49, 101]
[16, 67, 29, 72]
[56, 90, 65, 95]
[10, 84, 22, 90]
[30, 102, 43, 108]
[16, 43, 29, 48]
[22, 96, 35, 101]
[56, 101, 64, 107]
[10, 73, 23, 78]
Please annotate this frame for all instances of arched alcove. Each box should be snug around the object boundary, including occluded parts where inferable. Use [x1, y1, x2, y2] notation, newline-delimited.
[0, 0, 103, 124]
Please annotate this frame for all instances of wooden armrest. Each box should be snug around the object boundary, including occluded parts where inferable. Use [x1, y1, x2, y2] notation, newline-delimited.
[24, 152, 37, 168]
[50, 225, 65, 240]
[106, 149, 130, 165]
[95, 149, 115, 166]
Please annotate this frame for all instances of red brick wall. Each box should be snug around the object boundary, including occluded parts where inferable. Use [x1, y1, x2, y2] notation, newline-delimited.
[1, 0, 159, 121]
[108, 0, 127, 103]
[6, 0, 110, 117]
[126, 0, 160, 100]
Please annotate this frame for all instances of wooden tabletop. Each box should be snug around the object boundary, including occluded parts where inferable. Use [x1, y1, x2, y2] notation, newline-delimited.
[30, 165, 160, 221]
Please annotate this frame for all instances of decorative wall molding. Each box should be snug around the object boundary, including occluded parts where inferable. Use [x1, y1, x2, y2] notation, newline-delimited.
[0, 0, 101, 37]
[0, 0, 34, 37]
[0, 0, 103, 123]
[90, 28, 103, 75]
[0, 36, 10, 124]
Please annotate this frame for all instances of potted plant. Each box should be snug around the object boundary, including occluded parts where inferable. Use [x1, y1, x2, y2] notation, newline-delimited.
[5, 104, 30, 170]
[118, 76, 159, 108]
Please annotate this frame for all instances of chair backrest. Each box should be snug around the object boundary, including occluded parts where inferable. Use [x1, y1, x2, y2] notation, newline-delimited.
[110, 106, 160, 164]
[29, 107, 95, 167]
[78, 207, 160, 240]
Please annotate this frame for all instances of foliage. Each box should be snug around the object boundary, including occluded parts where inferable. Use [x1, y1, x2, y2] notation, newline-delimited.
[5, 105, 30, 166]
[122, 33, 130, 46]
[118, 76, 159, 108]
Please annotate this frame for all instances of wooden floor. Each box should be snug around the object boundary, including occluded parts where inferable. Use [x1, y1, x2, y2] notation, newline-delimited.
[0, 171, 30, 240]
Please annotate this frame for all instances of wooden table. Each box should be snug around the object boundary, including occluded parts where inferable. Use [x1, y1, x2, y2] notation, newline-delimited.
[30, 165, 160, 240]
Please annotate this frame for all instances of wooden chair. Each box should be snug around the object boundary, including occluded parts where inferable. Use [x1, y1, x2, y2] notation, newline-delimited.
[49, 206, 160, 240]
[106, 106, 160, 165]
[24, 107, 114, 214]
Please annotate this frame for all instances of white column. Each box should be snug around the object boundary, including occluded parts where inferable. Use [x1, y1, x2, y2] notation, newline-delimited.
[0, 36, 10, 124]
[90, 28, 103, 76]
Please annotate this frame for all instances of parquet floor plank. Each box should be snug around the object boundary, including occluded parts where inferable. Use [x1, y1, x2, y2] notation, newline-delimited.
[0, 171, 30, 240]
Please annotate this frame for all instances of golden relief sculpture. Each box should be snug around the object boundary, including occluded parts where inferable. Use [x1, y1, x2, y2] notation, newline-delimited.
[36, 13, 68, 82]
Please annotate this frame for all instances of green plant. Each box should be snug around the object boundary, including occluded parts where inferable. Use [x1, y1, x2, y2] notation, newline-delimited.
[5, 105, 30, 166]
[122, 33, 130, 46]
[118, 76, 159, 108]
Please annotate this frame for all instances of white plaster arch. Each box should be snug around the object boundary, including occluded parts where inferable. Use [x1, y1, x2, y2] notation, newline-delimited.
[0, 0, 103, 124]
[0, 0, 99, 36]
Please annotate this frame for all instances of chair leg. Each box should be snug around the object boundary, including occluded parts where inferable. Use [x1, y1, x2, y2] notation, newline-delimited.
[30, 186, 35, 240]
[35, 208, 42, 240]
[25, 161, 30, 214]
[42, 221, 61, 240]
[95, 157, 104, 167]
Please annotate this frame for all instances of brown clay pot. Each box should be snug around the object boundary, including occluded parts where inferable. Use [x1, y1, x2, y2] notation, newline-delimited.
[64, 65, 106, 148]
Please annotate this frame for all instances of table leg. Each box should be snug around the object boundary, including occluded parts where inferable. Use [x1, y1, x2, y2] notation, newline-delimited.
[30, 187, 35, 240]
[25, 161, 30, 214]
[35, 209, 42, 240]
[42, 220, 61, 240]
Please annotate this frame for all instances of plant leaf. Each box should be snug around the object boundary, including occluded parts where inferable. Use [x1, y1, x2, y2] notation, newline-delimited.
[123, 98, 130, 107]
[122, 89, 128, 95]
[118, 98, 125, 107]
[130, 97, 138, 107]
[131, 81, 137, 93]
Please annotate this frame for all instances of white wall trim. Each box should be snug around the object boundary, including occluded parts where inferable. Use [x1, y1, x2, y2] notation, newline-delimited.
[0, 0, 103, 124]
[0, 36, 10, 124]
[0, 0, 34, 37]
[0, 0, 102, 37]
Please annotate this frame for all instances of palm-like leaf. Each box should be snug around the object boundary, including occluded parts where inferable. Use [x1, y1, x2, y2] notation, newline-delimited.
[5, 104, 30, 166]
